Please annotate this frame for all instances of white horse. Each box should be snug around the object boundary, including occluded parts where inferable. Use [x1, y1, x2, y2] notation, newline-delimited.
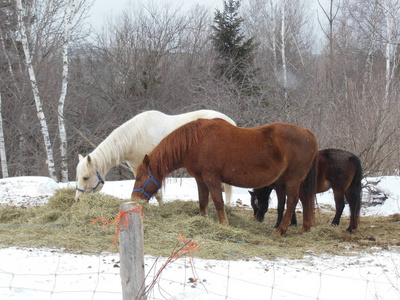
[75, 110, 236, 203]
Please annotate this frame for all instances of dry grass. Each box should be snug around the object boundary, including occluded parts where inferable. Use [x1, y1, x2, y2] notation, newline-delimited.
[0, 189, 399, 260]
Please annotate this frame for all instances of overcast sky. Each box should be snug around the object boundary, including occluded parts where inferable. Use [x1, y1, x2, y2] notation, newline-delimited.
[88, 0, 328, 43]
[88, 0, 223, 30]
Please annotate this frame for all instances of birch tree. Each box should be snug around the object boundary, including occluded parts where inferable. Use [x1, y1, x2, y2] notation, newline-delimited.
[269, 0, 278, 79]
[58, 0, 75, 182]
[16, 0, 57, 181]
[280, 0, 288, 103]
[245, 0, 313, 116]
[0, 88, 8, 178]
[383, 0, 400, 104]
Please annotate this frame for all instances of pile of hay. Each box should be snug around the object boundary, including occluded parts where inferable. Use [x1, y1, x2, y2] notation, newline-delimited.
[0, 189, 122, 252]
[0, 189, 398, 260]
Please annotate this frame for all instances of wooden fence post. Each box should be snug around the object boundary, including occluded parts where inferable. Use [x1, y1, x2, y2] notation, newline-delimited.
[119, 203, 147, 300]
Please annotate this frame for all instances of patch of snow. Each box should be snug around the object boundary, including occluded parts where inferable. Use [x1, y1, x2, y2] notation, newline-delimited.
[0, 176, 399, 299]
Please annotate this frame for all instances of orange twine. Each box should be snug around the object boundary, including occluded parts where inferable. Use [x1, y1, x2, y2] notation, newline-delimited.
[170, 234, 200, 282]
[135, 234, 201, 299]
[92, 203, 144, 244]
[177, 234, 200, 256]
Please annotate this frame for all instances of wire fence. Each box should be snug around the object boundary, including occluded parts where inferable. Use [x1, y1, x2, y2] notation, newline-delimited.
[1, 245, 399, 300]
[0, 217, 399, 300]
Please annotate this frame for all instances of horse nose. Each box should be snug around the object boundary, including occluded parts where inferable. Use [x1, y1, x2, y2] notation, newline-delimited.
[74, 191, 82, 202]
[256, 213, 265, 222]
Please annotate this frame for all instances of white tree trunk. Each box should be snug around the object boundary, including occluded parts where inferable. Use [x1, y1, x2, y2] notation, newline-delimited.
[384, 0, 399, 108]
[280, 0, 288, 103]
[58, 1, 74, 182]
[269, 0, 278, 79]
[0, 88, 9, 178]
[385, 0, 393, 103]
[16, 0, 57, 181]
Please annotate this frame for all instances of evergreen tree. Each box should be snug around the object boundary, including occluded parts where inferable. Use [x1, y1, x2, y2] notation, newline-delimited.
[211, 0, 258, 92]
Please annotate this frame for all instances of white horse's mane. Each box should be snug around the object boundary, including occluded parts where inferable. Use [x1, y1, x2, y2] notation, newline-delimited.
[87, 112, 150, 173]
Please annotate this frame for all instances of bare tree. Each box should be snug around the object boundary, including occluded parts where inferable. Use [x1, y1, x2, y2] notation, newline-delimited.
[314, 0, 400, 174]
[16, 0, 57, 180]
[318, 0, 340, 94]
[58, 0, 77, 182]
[280, 0, 288, 103]
[383, 0, 400, 103]
[0, 88, 8, 178]
[9, 0, 90, 180]
[243, 0, 316, 125]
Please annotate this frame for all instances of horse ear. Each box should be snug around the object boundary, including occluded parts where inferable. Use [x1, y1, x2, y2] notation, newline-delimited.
[87, 155, 92, 165]
[78, 154, 84, 162]
[143, 154, 150, 166]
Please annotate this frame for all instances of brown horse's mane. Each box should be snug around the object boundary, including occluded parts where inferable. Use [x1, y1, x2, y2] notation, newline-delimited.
[149, 118, 221, 178]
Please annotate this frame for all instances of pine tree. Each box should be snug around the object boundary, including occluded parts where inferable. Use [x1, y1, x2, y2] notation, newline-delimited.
[211, 0, 258, 92]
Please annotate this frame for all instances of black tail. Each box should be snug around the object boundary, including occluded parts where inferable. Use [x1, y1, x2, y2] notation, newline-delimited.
[347, 156, 363, 231]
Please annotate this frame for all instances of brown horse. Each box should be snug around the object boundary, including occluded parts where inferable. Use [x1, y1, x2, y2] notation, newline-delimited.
[132, 118, 318, 236]
[250, 148, 362, 232]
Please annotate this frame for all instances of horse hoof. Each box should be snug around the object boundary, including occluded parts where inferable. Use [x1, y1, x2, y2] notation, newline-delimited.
[272, 228, 285, 236]
[299, 226, 310, 234]
[331, 223, 339, 227]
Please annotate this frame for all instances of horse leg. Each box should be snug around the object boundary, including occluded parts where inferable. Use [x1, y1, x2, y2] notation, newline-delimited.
[273, 183, 300, 236]
[331, 189, 345, 227]
[196, 180, 210, 217]
[206, 180, 228, 225]
[275, 187, 286, 228]
[280, 188, 297, 227]
[345, 158, 362, 232]
[345, 188, 361, 232]
[290, 210, 297, 227]
[275, 186, 297, 227]
[155, 189, 164, 206]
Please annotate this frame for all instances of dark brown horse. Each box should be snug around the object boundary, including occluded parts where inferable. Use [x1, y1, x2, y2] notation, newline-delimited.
[250, 148, 362, 232]
[132, 118, 318, 236]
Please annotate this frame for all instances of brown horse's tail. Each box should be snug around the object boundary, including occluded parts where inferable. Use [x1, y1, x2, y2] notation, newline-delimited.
[347, 155, 363, 231]
[302, 155, 318, 227]
[224, 183, 233, 205]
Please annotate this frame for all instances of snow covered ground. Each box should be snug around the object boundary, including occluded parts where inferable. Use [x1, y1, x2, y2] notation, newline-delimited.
[0, 176, 399, 299]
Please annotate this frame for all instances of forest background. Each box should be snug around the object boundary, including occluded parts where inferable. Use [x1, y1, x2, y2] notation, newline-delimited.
[0, 0, 399, 183]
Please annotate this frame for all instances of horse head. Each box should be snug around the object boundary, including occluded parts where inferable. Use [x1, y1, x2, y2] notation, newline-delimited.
[249, 187, 271, 222]
[75, 154, 105, 201]
[131, 154, 162, 201]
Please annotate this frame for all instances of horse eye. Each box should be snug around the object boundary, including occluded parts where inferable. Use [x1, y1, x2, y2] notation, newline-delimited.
[83, 177, 89, 181]
[254, 199, 258, 205]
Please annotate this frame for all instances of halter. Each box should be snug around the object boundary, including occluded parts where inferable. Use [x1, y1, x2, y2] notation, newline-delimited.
[133, 168, 160, 200]
[76, 170, 105, 193]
